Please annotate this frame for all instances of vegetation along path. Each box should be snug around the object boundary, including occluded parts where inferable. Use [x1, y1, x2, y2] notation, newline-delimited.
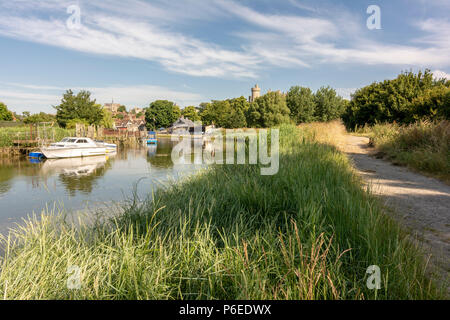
[342, 134, 450, 291]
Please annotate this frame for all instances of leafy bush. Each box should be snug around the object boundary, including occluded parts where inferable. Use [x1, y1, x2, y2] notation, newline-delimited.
[342, 70, 449, 129]
[0, 102, 13, 121]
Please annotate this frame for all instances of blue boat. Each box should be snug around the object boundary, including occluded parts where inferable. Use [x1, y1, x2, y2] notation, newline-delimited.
[28, 152, 45, 163]
[147, 131, 157, 144]
[29, 152, 45, 159]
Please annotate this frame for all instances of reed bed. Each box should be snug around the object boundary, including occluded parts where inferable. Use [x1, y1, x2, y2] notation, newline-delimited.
[0, 124, 444, 299]
[0, 126, 75, 147]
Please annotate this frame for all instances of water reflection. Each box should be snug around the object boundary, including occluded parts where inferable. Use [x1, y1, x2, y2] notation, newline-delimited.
[146, 145, 173, 169]
[0, 137, 206, 232]
[45, 156, 112, 196]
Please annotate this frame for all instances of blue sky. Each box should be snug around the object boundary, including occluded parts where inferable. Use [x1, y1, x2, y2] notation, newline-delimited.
[0, 0, 449, 113]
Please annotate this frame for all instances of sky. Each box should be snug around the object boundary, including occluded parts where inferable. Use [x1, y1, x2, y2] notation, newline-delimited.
[0, 0, 449, 113]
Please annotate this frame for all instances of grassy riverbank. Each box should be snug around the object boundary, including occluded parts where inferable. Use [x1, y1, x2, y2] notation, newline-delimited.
[363, 121, 450, 183]
[0, 124, 444, 299]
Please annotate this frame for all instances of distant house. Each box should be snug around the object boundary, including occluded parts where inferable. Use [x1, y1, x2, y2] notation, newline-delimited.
[168, 116, 213, 134]
[168, 116, 196, 133]
[131, 107, 143, 115]
[115, 118, 146, 132]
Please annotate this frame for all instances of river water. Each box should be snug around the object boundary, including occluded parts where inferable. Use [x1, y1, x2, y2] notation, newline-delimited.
[0, 138, 205, 233]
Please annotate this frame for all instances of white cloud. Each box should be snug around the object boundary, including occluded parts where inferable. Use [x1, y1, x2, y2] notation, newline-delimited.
[432, 70, 450, 80]
[0, 83, 204, 113]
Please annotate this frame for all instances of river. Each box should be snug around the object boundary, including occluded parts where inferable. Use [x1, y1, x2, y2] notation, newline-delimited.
[0, 137, 205, 233]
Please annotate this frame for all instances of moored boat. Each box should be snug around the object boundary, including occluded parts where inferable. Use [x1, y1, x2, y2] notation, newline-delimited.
[147, 131, 157, 144]
[40, 137, 112, 159]
[95, 140, 118, 153]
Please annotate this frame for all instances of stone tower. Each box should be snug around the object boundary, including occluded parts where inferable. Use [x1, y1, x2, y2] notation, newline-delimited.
[250, 84, 261, 103]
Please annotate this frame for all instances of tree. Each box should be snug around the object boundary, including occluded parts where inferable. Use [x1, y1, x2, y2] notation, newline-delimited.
[228, 96, 250, 114]
[101, 108, 114, 128]
[66, 118, 90, 129]
[118, 105, 127, 113]
[199, 102, 215, 125]
[286, 86, 316, 124]
[227, 96, 249, 128]
[342, 70, 438, 129]
[23, 112, 56, 124]
[314, 86, 346, 122]
[199, 100, 230, 127]
[172, 105, 181, 123]
[410, 85, 450, 121]
[0, 102, 13, 121]
[54, 90, 103, 128]
[145, 100, 180, 130]
[246, 91, 290, 127]
[198, 97, 249, 128]
[225, 108, 247, 128]
[181, 106, 201, 121]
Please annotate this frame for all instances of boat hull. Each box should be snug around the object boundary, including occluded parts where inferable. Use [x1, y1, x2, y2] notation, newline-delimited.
[41, 147, 107, 159]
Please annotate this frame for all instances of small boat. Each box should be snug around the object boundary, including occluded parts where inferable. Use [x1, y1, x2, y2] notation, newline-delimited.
[40, 137, 115, 159]
[95, 140, 118, 153]
[147, 131, 157, 144]
[29, 152, 45, 159]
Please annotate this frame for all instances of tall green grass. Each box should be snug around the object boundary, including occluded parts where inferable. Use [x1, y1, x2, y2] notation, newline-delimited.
[368, 121, 450, 182]
[0, 124, 444, 299]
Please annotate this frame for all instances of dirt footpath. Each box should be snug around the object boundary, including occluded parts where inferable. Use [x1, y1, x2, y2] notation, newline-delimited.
[342, 135, 450, 291]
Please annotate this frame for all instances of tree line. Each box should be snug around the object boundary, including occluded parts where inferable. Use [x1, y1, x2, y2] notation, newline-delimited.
[144, 86, 347, 129]
[1, 86, 348, 129]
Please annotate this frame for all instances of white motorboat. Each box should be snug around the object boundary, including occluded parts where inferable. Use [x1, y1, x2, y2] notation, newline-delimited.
[41, 137, 115, 159]
[94, 140, 118, 153]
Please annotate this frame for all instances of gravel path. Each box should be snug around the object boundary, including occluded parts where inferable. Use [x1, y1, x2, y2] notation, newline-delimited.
[342, 135, 450, 292]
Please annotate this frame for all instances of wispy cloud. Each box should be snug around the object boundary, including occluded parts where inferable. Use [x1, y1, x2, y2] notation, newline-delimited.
[220, 0, 450, 68]
[0, 0, 259, 78]
[0, 82, 204, 113]
[0, 0, 449, 79]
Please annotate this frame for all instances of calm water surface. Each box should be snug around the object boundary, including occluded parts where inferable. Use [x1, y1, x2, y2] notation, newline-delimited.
[0, 138, 204, 232]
